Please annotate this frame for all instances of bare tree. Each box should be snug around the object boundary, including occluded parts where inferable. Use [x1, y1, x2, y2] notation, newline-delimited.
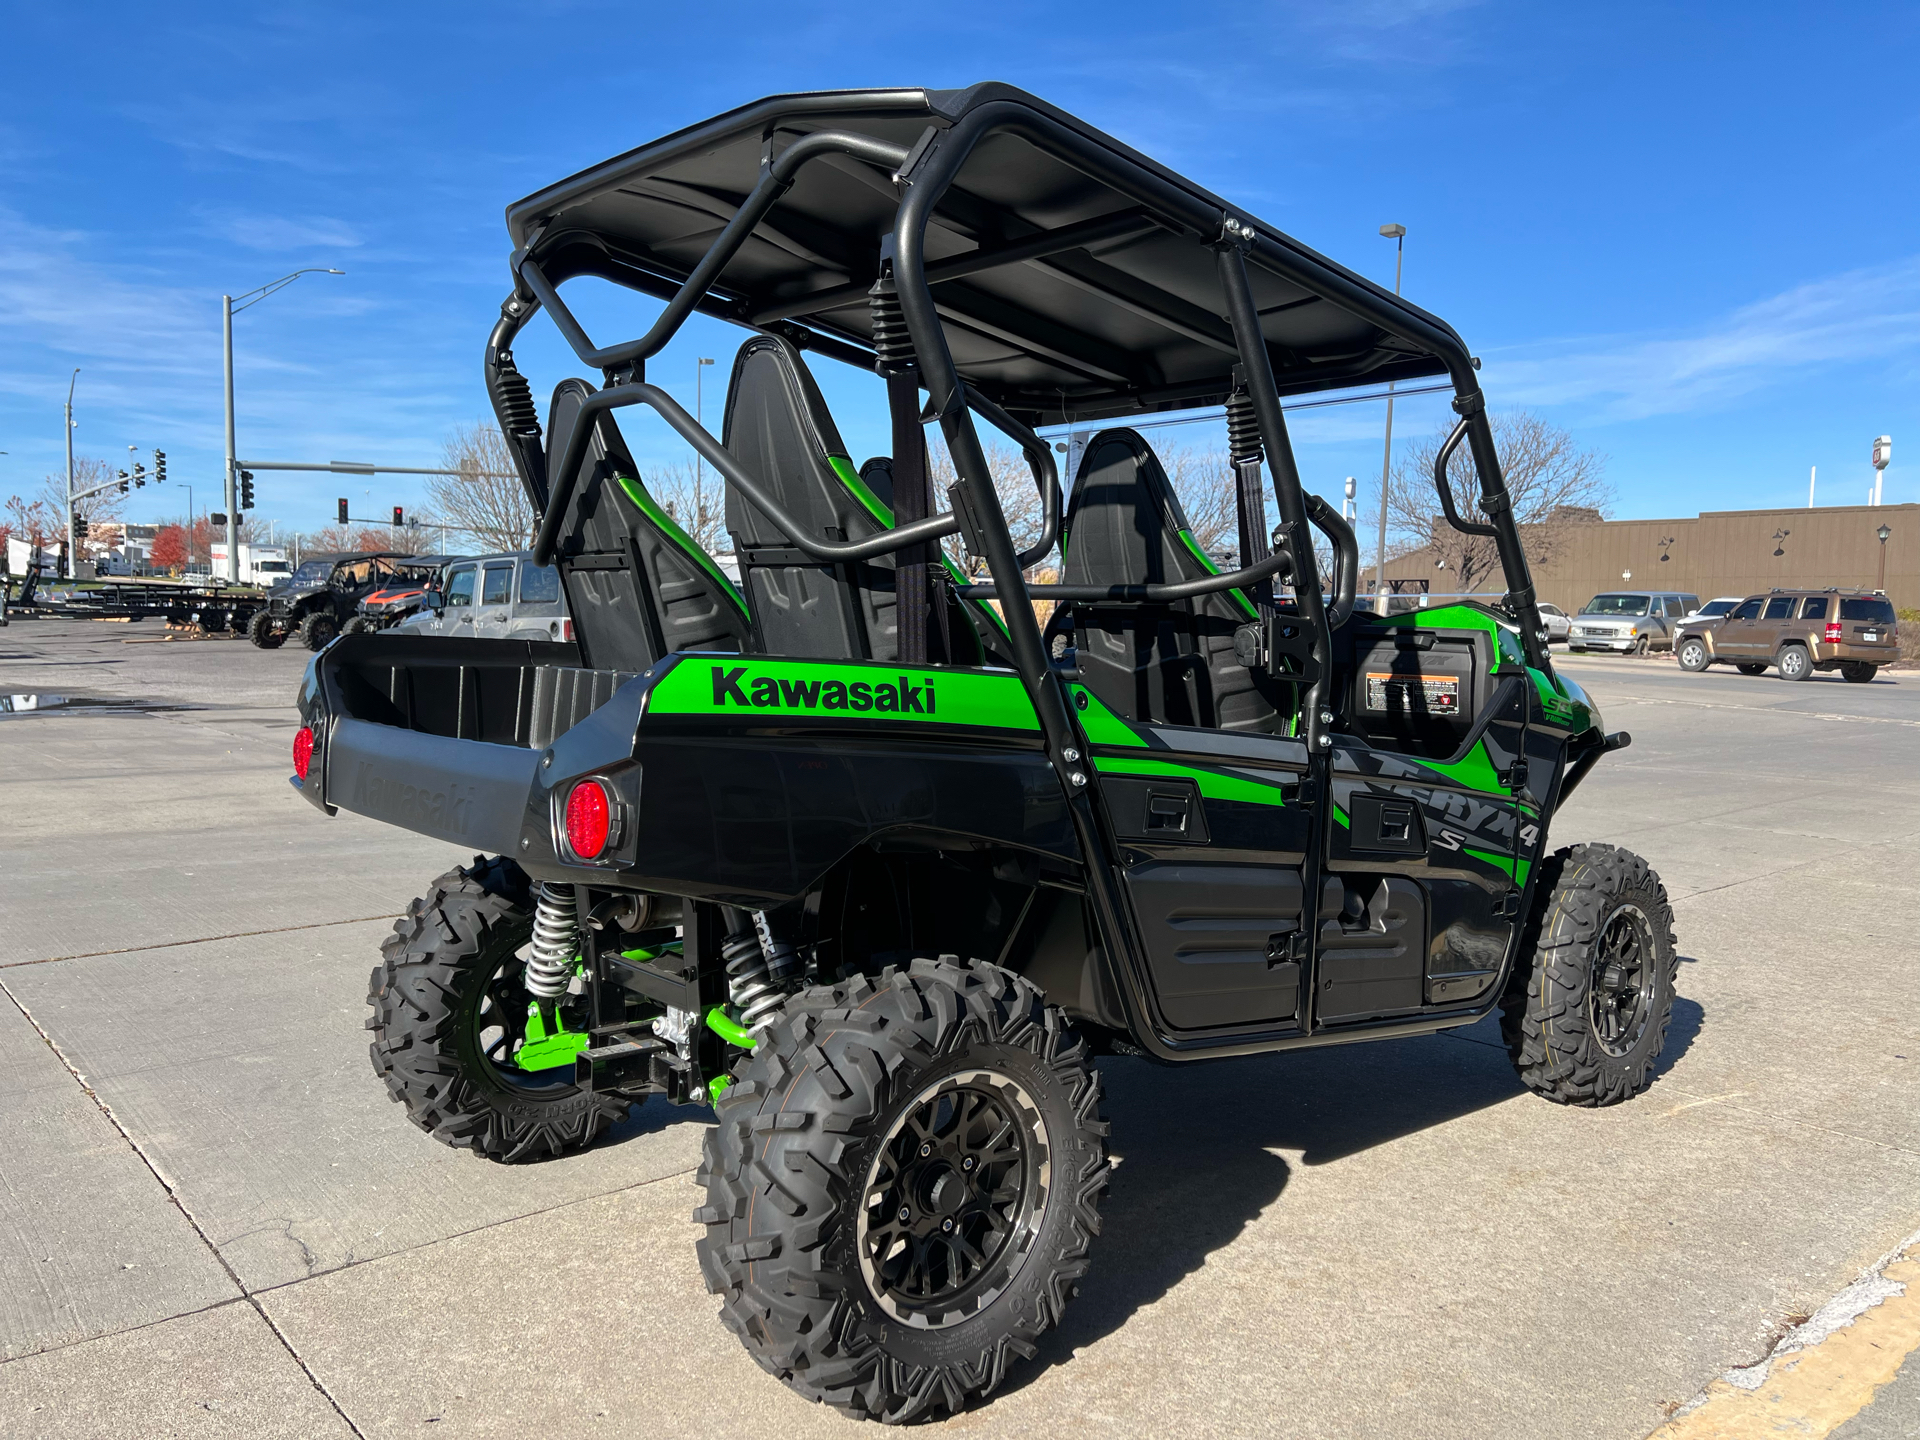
[644, 459, 730, 554]
[423, 423, 535, 553]
[929, 437, 1050, 561]
[1160, 445, 1239, 564]
[1384, 410, 1610, 595]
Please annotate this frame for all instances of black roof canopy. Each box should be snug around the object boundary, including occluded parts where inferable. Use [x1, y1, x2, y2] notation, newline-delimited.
[506, 83, 1472, 425]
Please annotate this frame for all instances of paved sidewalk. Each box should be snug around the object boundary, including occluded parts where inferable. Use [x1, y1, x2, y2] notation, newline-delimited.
[1, 625, 1915, 1437]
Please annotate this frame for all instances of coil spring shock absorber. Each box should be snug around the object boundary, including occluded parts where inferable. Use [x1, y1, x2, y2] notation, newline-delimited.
[523, 882, 578, 1001]
[722, 910, 802, 1032]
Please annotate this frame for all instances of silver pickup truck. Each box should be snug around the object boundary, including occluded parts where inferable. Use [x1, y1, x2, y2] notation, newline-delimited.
[395, 550, 572, 643]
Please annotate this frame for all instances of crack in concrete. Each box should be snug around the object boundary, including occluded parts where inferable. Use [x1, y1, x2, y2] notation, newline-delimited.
[0, 977, 369, 1439]
[1, 915, 398, 970]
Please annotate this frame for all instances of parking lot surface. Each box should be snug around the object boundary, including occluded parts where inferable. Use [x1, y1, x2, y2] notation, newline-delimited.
[2, 621, 1916, 1438]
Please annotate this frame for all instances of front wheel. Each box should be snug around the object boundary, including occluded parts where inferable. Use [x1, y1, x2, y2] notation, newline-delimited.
[1502, 844, 1678, 1107]
[343, 615, 376, 635]
[1777, 644, 1811, 681]
[1631, 635, 1649, 656]
[247, 610, 285, 649]
[1841, 662, 1878, 684]
[367, 855, 629, 1161]
[696, 957, 1109, 1423]
[297, 611, 338, 650]
[1676, 638, 1710, 671]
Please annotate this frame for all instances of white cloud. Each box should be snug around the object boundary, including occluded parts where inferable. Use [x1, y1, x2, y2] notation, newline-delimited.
[217, 213, 362, 251]
[1483, 256, 1920, 422]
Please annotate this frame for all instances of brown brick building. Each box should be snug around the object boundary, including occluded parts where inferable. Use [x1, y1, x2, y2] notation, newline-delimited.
[1371, 502, 1917, 614]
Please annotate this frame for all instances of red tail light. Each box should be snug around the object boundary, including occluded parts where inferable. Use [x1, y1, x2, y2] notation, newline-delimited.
[558, 617, 574, 643]
[1824, 622, 1843, 643]
[564, 779, 613, 859]
[293, 726, 314, 780]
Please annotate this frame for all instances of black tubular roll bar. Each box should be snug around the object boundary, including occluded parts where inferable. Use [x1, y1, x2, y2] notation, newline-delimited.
[530, 382, 962, 568]
[1303, 493, 1359, 628]
[959, 546, 1294, 604]
[1432, 420, 1497, 538]
[513, 130, 911, 376]
[961, 386, 1061, 570]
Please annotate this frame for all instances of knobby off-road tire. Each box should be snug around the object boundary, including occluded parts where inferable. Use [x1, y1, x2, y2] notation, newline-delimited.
[246, 610, 285, 648]
[298, 610, 338, 650]
[696, 956, 1109, 1423]
[1676, 637, 1711, 671]
[343, 615, 376, 635]
[367, 854, 629, 1161]
[1501, 843, 1678, 1107]
[1777, 644, 1812, 681]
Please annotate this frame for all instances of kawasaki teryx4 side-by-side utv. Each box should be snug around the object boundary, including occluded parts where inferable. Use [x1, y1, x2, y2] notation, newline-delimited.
[291, 84, 1673, 1422]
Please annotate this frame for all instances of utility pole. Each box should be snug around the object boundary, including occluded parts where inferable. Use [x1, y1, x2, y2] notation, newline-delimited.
[63, 369, 79, 578]
[1375, 225, 1406, 613]
[1872, 436, 1891, 507]
[1809, 465, 1816, 508]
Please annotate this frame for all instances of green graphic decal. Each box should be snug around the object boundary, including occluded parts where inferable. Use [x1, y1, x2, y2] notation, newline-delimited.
[1093, 753, 1291, 807]
[1420, 737, 1506, 795]
[1331, 803, 1351, 829]
[1070, 686, 1148, 748]
[648, 656, 1040, 731]
[615, 476, 750, 618]
[1465, 846, 1532, 889]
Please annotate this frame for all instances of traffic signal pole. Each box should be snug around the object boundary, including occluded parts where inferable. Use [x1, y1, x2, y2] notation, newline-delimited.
[222, 294, 239, 584]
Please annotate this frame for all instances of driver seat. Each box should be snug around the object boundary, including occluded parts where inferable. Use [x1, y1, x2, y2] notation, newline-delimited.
[1062, 429, 1288, 733]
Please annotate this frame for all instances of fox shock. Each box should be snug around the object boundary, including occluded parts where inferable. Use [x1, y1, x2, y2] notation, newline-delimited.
[721, 909, 802, 1032]
[523, 882, 579, 1000]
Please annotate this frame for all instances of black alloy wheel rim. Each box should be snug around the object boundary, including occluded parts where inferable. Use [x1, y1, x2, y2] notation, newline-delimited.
[1589, 902, 1657, 1057]
[858, 1069, 1051, 1329]
[471, 946, 579, 1094]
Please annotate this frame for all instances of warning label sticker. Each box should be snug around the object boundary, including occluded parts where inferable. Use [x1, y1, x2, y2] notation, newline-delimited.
[1366, 672, 1460, 714]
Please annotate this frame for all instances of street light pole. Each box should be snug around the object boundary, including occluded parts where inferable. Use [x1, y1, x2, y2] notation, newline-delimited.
[224, 268, 345, 583]
[63, 369, 79, 578]
[695, 356, 715, 486]
[1375, 225, 1406, 612]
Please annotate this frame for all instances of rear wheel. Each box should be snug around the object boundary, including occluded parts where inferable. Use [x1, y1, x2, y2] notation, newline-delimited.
[366, 855, 629, 1161]
[1841, 662, 1878, 684]
[297, 610, 338, 650]
[246, 610, 285, 649]
[1736, 662, 1768, 675]
[696, 956, 1108, 1423]
[1502, 844, 1677, 1107]
[343, 615, 376, 635]
[1676, 638, 1710, 671]
[1777, 644, 1811, 681]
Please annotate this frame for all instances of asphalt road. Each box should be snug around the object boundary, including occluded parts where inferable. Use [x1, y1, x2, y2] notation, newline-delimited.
[2, 619, 1916, 1439]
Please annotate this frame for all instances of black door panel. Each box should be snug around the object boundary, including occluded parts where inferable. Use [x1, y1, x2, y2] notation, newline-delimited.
[1127, 861, 1303, 1030]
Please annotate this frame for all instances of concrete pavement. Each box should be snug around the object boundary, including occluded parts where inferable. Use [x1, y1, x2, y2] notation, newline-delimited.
[2, 621, 1915, 1438]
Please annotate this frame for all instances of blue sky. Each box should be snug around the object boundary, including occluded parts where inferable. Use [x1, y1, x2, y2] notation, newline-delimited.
[2, 1, 1915, 540]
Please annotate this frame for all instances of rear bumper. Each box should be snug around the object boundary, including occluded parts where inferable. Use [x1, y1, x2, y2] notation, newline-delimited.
[1812, 642, 1897, 665]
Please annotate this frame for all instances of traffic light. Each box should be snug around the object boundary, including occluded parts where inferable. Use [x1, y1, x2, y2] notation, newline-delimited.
[117, 471, 130, 494]
[239, 471, 255, 509]
[132, 463, 146, 488]
[392, 505, 404, 526]
[153, 451, 166, 484]
[75, 515, 89, 540]
[337, 498, 350, 524]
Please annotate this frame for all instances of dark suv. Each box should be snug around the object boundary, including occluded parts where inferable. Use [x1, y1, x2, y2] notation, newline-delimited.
[248, 552, 411, 651]
[1674, 588, 1898, 682]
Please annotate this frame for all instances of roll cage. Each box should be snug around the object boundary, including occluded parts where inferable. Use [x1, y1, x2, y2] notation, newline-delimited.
[481, 84, 1553, 1033]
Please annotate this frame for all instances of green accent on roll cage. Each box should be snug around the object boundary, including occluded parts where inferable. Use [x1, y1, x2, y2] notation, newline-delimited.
[647, 655, 1041, 732]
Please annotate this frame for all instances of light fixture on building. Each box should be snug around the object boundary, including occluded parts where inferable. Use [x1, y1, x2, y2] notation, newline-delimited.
[1657, 534, 1675, 562]
[1622, 569, 1632, 579]
[1772, 527, 1791, 557]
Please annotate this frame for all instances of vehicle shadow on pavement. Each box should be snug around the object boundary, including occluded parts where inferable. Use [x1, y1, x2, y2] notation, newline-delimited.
[1009, 992, 1707, 1393]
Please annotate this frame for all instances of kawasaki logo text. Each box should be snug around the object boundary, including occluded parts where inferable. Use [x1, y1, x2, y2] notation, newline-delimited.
[352, 761, 474, 836]
[710, 666, 936, 715]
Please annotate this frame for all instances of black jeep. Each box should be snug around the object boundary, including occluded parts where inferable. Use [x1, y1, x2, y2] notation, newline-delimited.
[249, 552, 409, 650]
[290, 84, 1672, 1423]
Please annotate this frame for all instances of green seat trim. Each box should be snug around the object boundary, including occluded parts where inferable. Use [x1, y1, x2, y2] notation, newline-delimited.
[615, 475, 750, 619]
